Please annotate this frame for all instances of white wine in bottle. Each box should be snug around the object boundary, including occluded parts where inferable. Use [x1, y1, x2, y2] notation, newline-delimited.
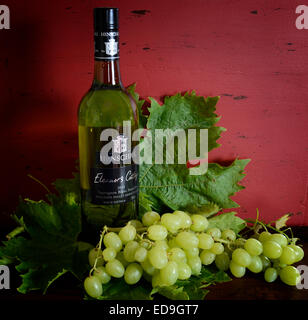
[78, 8, 139, 235]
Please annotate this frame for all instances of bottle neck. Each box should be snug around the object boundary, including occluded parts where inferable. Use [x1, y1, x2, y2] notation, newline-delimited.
[93, 29, 121, 89]
[93, 59, 122, 88]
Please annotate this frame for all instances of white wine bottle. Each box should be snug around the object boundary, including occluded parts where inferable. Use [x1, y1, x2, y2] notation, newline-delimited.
[78, 8, 139, 234]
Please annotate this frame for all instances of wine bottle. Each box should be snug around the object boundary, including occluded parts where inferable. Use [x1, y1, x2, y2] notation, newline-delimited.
[78, 8, 139, 235]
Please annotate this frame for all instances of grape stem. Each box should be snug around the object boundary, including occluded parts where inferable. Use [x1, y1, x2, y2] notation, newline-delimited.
[89, 228, 107, 276]
[214, 238, 229, 244]
[136, 233, 153, 247]
[244, 218, 292, 243]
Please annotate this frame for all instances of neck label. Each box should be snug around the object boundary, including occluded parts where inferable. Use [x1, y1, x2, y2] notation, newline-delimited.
[94, 31, 119, 60]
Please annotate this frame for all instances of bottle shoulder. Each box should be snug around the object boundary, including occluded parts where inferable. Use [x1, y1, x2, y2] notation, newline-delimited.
[78, 88, 138, 128]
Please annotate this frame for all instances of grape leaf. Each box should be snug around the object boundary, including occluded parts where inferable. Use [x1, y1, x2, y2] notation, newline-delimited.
[147, 92, 225, 152]
[275, 214, 292, 230]
[0, 181, 88, 294]
[137, 91, 250, 214]
[97, 278, 153, 300]
[140, 159, 250, 213]
[207, 211, 247, 234]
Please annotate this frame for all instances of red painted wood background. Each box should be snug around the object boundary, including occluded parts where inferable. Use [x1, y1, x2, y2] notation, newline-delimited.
[0, 0, 307, 228]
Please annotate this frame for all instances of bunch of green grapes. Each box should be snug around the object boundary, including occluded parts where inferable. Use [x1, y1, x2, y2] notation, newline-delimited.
[225, 231, 304, 286]
[83, 210, 304, 299]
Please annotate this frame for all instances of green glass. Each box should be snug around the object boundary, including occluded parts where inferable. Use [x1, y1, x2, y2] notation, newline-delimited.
[78, 47, 139, 235]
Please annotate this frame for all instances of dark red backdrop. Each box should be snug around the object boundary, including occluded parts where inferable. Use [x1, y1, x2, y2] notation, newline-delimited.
[0, 0, 307, 228]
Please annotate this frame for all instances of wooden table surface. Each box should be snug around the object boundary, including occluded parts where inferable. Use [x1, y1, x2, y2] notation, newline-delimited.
[0, 227, 307, 301]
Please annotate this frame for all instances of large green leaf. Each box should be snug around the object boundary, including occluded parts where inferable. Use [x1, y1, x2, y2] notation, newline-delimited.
[136, 91, 249, 213]
[147, 92, 225, 152]
[140, 159, 250, 213]
[0, 180, 87, 294]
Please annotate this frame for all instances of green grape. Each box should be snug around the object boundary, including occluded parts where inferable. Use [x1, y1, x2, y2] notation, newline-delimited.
[116, 251, 129, 268]
[84, 276, 103, 298]
[272, 259, 287, 271]
[93, 266, 111, 284]
[177, 262, 192, 280]
[200, 249, 216, 265]
[168, 247, 187, 263]
[168, 237, 178, 249]
[211, 242, 224, 255]
[229, 260, 246, 278]
[271, 233, 288, 247]
[232, 248, 251, 267]
[148, 246, 168, 269]
[262, 240, 282, 259]
[103, 232, 122, 252]
[147, 225, 168, 241]
[215, 252, 230, 271]
[244, 238, 263, 256]
[128, 219, 144, 229]
[198, 233, 214, 250]
[88, 248, 104, 267]
[224, 246, 233, 259]
[134, 247, 148, 262]
[264, 267, 278, 283]
[206, 228, 221, 239]
[185, 247, 199, 258]
[161, 213, 181, 233]
[123, 241, 139, 262]
[221, 229, 236, 241]
[233, 238, 245, 247]
[187, 256, 202, 275]
[124, 263, 143, 285]
[173, 210, 192, 229]
[105, 259, 125, 278]
[289, 244, 304, 262]
[258, 231, 272, 243]
[175, 231, 199, 249]
[141, 258, 156, 276]
[139, 240, 151, 250]
[155, 240, 169, 250]
[119, 224, 137, 244]
[142, 211, 160, 227]
[260, 254, 271, 271]
[279, 245, 296, 265]
[247, 255, 263, 273]
[160, 261, 179, 286]
[190, 214, 209, 232]
[280, 266, 301, 286]
[152, 271, 163, 288]
[102, 247, 117, 262]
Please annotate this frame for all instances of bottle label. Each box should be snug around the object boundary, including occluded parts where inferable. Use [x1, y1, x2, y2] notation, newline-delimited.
[90, 164, 139, 205]
[94, 31, 119, 60]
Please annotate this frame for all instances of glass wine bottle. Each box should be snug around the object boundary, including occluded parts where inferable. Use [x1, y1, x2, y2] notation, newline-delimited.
[78, 8, 139, 237]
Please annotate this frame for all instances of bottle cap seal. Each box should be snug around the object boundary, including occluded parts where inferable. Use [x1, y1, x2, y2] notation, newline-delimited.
[94, 8, 119, 31]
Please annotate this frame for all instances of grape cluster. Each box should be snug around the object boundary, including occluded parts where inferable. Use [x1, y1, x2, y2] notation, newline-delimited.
[83, 211, 304, 298]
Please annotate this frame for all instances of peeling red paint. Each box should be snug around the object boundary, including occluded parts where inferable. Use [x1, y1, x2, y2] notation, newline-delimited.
[0, 0, 307, 226]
